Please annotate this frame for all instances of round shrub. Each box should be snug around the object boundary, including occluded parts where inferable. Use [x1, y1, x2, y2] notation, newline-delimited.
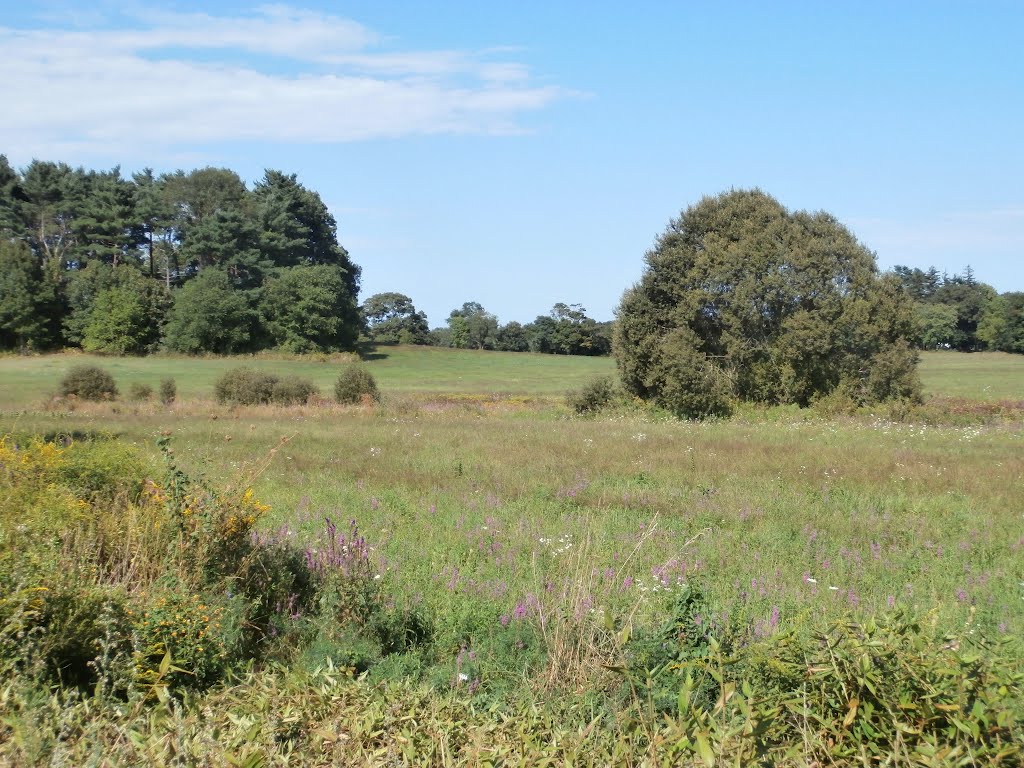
[127, 382, 153, 401]
[270, 375, 318, 406]
[213, 368, 278, 406]
[59, 364, 118, 401]
[567, 375, 618, 415]
[334, 363, 380, 404]
[159, 377, 177, 405]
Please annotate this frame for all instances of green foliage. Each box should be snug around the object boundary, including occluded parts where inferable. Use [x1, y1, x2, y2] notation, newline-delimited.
[259, 264, 359, 353]
[212, 368, 316, 406]
[12, 580, 133, 691]
[334, 362, 380, 404]
[0, 240, 58, 351]
[566, 375, 619, 414]
[82, 283, 164, 354]
[615, 189, 922, 417]
[164, 268, 257, 354]
[132, 589, 229, 691]
[622, 584, 720, 714]
[270, 374, 318, 405]
[914, 301, 959, 348]
[446, 302, 498, 350]
[159, 377, 176, 405]
[362, 292, 429, 345]
[213, 367, 278, 406]
[58, 364, 118, 401]
[157, 376, 176, 405]
[128, 382, 153, 401]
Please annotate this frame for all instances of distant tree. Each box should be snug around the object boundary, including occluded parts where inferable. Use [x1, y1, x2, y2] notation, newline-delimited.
[0, 240, 58, 350]
[17, 160, 82, 269]
[71, 168, 141, 268]
[934, 270, 997, 351]
[163, 268, 257, 354]
[82, 285, 159, 355]
[994, 293, 1024, 353]
[495, 320, 530, 352]
[914, 302, 959, 349]
[427, 326, 453, 347]
[615, 189, 920, 418]
[179, 208, 269, 288]
[0, 155, 27, 237]
[253, 170, 361, 296]
[361, 292, 429, 344]
[260, 265, 359, 353]
[447, 302, 498, 350]
[893, 265, 941, 301]
[526, 315, 557, 353]
[132, 168, 178, 283]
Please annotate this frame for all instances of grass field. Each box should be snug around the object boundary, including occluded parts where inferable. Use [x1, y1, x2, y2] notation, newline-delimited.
[0, 347, 1021, 411]
[1, 347, 1022, 765]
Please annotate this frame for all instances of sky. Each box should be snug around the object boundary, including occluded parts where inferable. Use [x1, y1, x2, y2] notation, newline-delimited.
[1, 1, 1021, 326]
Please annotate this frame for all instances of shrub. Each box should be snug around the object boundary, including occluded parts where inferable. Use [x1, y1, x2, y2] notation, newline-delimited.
[159, 377, 177, 405]
[132, 589, 229, 692]
[334, 363, 379, 404]
[213, 367, 278, 406]
[59, 364, 118, 401]
[270, 375, 318, 405]
[128, 382, 153, 401]
[566, 375, 618, 414]
[12, 580, 133, 691]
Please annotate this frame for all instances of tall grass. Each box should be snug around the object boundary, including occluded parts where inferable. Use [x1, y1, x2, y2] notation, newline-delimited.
[0, 348, 1022, 764]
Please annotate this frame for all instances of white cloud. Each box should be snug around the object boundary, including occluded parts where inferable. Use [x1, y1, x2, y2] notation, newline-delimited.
[0, 5, 576, 162]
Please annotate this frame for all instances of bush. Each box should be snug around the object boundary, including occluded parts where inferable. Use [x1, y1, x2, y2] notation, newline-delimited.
[334, 363, 380, 404]
[127, 382, 153, 401]
[11, 580, 133, 691]
[270, 375, 318, 405]
[159, 377, 176, 405]
[213, 368, 278, 406]
[566, 375, 618, 414]
[58, 364, 118, 401]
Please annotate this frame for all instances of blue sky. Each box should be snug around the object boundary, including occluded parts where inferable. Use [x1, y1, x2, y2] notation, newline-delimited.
[1, 1, 1021, 326]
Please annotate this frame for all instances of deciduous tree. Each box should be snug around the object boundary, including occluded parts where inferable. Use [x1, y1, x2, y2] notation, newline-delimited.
[615, 189, 921, 418]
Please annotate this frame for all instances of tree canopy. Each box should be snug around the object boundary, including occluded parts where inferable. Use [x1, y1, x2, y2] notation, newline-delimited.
[615, 189, 922, 418]
[361, 292, 429, 345]
[0, 154, 362, 354]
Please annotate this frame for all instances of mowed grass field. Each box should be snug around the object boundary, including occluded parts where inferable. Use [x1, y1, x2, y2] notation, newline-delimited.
[1, 347, 1021, 411]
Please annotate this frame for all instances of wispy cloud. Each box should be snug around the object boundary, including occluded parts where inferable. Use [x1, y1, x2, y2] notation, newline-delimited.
[0, 4, 575, 162]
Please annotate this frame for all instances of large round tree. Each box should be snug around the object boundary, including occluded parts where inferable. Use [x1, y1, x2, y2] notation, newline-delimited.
[614, 189, 921, 418]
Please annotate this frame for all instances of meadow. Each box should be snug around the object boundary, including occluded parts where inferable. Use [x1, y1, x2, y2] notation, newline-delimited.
[1, 348, 1022, 766]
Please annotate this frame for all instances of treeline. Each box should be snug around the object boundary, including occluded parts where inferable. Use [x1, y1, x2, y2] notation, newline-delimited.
[0, 155, 361, 353]
[892, 266, 1023, 353]
[361, 295, 612, 355]
[2, 154, 1018, 359]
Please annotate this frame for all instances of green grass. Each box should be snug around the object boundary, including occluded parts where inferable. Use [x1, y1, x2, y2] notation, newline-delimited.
[1, 346, 1023, 765]
[0, 346, 615, 410]
[1, 347, 1021, 412]
[918, 350, 1024, 400]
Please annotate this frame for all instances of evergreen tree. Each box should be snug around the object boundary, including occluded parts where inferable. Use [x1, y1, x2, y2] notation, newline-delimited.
[0, 240, 58, 350]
